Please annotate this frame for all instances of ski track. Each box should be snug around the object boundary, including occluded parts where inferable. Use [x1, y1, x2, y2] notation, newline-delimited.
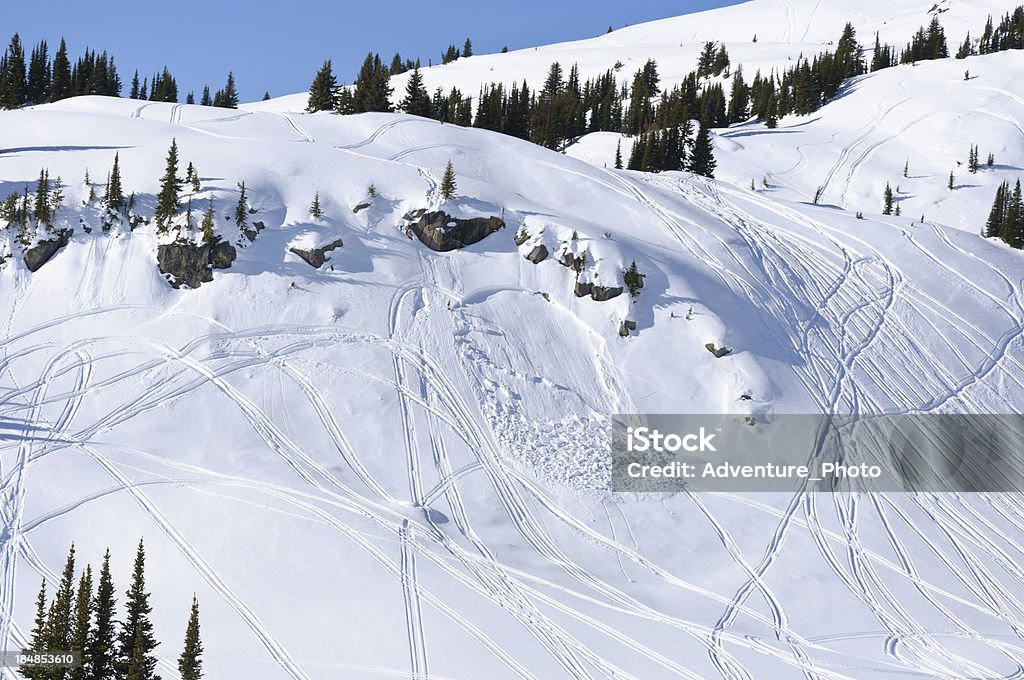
[3, 117, 1024, 680]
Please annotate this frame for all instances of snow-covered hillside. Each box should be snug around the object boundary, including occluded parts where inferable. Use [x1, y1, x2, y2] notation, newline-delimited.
[2, 0, 1024, 678]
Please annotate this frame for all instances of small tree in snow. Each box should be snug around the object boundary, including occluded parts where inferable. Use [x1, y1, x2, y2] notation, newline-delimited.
[624, 260, 645, 299]
[309, 191, 324, 219]
[440, 160, 457, 200]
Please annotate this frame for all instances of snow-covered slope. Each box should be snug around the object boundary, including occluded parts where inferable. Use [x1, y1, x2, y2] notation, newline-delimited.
[254, 0, 1007, 114]
[2, 87, 1024, 679]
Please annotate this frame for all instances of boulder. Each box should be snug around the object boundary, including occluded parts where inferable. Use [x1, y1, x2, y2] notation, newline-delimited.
[242, 220, 265, 243]
[591, 285, 623, 302]
[408, 210, 504, 252]
[289, 238, 344, 268]
[209, 241, 237, 269]
[618, 319, 638, 337]
[514, 228, 531, 246]
[706, 343, 732, 358]
[353, 202, 371, 214]
[525, 244, 548, 264]
[157, 241, 213, 289]
[573, 280, 593, 298]
[24, 229, 72, 272]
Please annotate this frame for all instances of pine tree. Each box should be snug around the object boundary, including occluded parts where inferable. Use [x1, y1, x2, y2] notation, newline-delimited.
[200, 86, 211, 107]
[116, 541, 159, 680]
[50, 38, 72, 103]
[306, 60, 338, 112]
[201, 198, 216, 245]
[1002, 179, 1023, 248]
[262, 91, 270, 101]
[353, 53, 392, 113]
[440, 160, 457, 200]
[985, 181, 1008, 238]
[948, 170, 955, 190]
[130, 71, 140, 99]
[235, 181, 249, 233]
[45, 543, 78, 664]
[988, 152, 995, 168]
[688, 124, 716, 178]
[463, 39, 473, 58]
[400, 64, 431, 117]
[186, 91, 194, 105]
[309, 191, 324, 218]
[26, 40, 50, 105]
[70, 565, 93, 680]
[614, 140, 622, 169]
[107, 153, 125, 212]
[177, 597, 203, 680]
[903, 159, 909, 178]
[624, 260, 644, 299]
[2, 34, 27, 109]
[220, 72, 239, 108]
[155, 139, 182, 231]
[883, 183, 893, 215]
[33, 169, 50, 227]
[969, 144, 979, 173]
[20, 579, 49, 680]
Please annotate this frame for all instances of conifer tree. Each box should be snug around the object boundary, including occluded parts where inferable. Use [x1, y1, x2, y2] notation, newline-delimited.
[988, 152, 995, 168]
[201, 198, 216, 245]
[235, 182, 249, 233]
[116, 541, 159, 680]
[948, 170, 955, 190]
[903, 159, 909, 178]
[26, 40, 50, 105]
[20, 579, 49, 680]
[883, 183, 893, 215]
[262, 91, 270, 101]
[688, 125, 716, 178]
[33, 169, 50, 227]
[50, 38, 72, 103]
[306, 60, 338, 112]
[220, 71, 239, 108]
[463, 39, 473, 58]
[400, 64, 431, 117]
[130, 71, 140, 99]
[2, 34, 27, 109]
[42, 543, 78, 677]
[107, 153, 125, 212]
[177, 597, 203, 680]
[71, 565, 93, 680]
[353, 53, 392, 113]
[969, 144, 979, 173]
[309, 191, 324, 218]
[186, 91, 194, 104]
[200, 86, 211, 107]
[1002, 179, 1023, 248]
[985, 181, 1008, 238]
[614, 140, 622, 169]
[440, 160, 457, 200]
[155, 139, 182, 231]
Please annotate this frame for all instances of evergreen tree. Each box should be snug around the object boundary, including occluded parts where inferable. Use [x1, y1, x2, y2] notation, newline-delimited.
[440, 160, 457, 200]
[70, 565, 93, 680]
[904, 159, 909, 178]
[400, 64, 432, 117]
[220, 71, 238, 108]
[20, 579, 49, 680]
[26, 40, 50, 105]
[2, 34, 27, 109]
[235, 181, 248, 233]
[262, 91, 270, 101]
[969, 144, 979, 173]
[1002, 179, 1023, 248]
[50, 38, 72, 102]
[883, 183, 893, 215]
[116, 541, 159, 680]
[988, 152, 995, 168]
[33, 169, 50, 227]
[624, 260, 645, 299]
[201, 198, 216, 245]
[200, 86, 211, 107]
[353, 53, 392, 113]
[107, 153, 125, 212]
[303, 60, 339, 112]
[614, 140, 622, 169]
[948, 170, 955, 190]
[186, 91, 194, 104]
[309, 191, 324, 218]
[985, 181, 1008, 238]
[45, 544, 77, 669]
[462, 39, 473, 58]
[177, 597, 203, 680]
[688, 124, 716, 178]
[155, 139, 182, 231]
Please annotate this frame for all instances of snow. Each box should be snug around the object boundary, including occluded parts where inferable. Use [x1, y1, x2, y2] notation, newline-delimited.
[1, 0, 1024, 678]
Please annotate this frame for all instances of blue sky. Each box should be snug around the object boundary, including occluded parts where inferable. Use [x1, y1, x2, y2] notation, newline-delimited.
[10, 1, 744, 102]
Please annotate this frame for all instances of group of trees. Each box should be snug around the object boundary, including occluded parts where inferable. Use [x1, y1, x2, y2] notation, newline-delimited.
[155, 138, 245, 243]
[20, 541, 203, 680]
[957, 5, 1024, 58]
[0, 34, 120, 108]
[986, 180, 1024, 248]
[0, 31, 242, 110]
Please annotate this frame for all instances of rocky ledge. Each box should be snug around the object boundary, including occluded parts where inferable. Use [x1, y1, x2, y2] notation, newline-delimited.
[408, 211, 504, 252]
[157, 240, 237, 289]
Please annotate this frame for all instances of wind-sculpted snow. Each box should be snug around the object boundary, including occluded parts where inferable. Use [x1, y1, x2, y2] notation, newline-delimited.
[0, 87, 1023, 679]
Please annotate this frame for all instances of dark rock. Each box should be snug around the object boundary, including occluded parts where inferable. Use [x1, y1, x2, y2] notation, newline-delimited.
[559, 250, 576, 268]
[706, 343, 732, 358]
[514, 228, 531, 246]
[242, 220, 265, 243]
[24, 229, 72, 272]
[574, 280, 593, 298]
[526, 244, 548, 264]
[289, 238, 344, 268]
[157, 241, 213, 289]
[591, 285, 623, 302]
[209, 241, 237, 269]
[353, 202, 371, 214]
[403, 208, 427, 221]
[618, 319, 638, 337]
[740, 394, 753, 401]
[408, 210, 504, 252]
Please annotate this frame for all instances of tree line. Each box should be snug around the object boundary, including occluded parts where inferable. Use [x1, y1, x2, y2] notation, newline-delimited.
[20, 541, 203, 680]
